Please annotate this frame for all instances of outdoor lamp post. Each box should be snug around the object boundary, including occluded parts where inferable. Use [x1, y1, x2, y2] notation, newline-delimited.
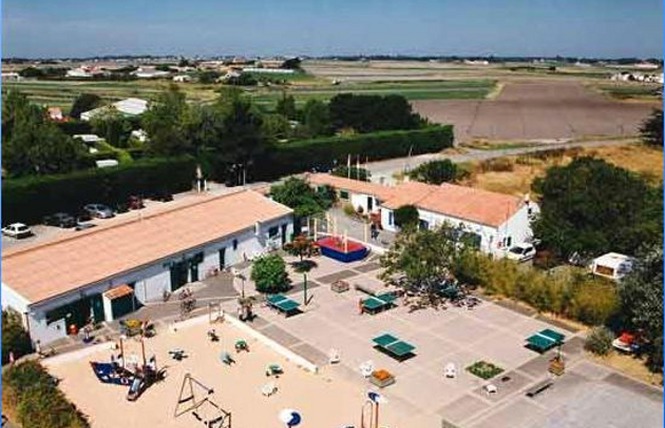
[235, 273, 247, 299]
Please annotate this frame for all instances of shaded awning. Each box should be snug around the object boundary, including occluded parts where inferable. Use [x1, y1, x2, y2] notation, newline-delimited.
[103, 284, 134, 300]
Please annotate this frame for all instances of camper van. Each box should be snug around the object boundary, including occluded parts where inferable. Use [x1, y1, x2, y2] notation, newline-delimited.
[590, 252, 634, 281]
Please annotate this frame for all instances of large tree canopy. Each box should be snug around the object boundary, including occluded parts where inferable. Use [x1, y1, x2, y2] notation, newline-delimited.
[70, 93, 102, 119]
[617, 244, 663, 371]
[142, 85, 191, 156]
[328, 93, 422, 133]
[269, 177, 334, 218]
[2, 91, 88, 177]
[393, 205, 420, 230]
[531, 157, 662, 258]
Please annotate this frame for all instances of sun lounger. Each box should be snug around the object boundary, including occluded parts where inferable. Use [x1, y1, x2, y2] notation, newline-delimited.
[266, 294, 301, 316]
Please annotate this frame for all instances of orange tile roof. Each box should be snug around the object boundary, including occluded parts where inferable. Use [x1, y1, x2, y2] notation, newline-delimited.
[2, 190, 292, 305]
[103, 284, 134, 300]
[308, 174, 523, 228]
[306, 173, 397, 201]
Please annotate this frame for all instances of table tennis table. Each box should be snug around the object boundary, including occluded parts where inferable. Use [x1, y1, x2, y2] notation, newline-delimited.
[266, 294, 301, 317]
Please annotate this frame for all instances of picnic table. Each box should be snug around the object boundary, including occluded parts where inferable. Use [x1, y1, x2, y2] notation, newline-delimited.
[266, 294, 300, 317]
[372, 333, 416, 359]
[525, 329, 566, 353]
[362, 292, 397, 315]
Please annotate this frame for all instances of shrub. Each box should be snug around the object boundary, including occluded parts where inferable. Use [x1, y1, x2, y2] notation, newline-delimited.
[568, 277, 619, 325]
[393, 205, 420, 230]
[479, 157, 514, 172]
[3, 361, 90, 428]
[3, 155, 196, 224]
[584, 326, 615, 355]
[343, 203, 356, 217]
[251, 254, 291, 293]
[466, 361, 504, 380]
[2, 310, 33, 365]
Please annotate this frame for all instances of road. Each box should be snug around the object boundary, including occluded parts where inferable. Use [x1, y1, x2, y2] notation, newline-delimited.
[366, 138, 637, 184]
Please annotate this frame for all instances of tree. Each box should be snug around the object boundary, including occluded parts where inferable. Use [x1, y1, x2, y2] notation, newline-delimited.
[198, 70, 220, 84]
[2, 310, 33, 365]
[250, 254, 290, 293]
[380, 224, 465, 296]
[2, 91, 88, 177]
[281, 57, 302, 70]
[584, 326, 614, 355]
[393, 205, 420, 231]
[617, 244, 663, 371]
[302, 99, 332, 137]
[90, 106, 132, 147]
[409, 159, 458, 184]
[270, 177, 334, 233]
[283, 235, 319, 305]
[70, 93, 102, 120]
[142, 85, 191, 156]
[532, 157, 663, 258]
[261, 114, 291, 142]
[329, 93, 421, 133]
[640, 108, 663, 148]
[276, 94, 297, 120]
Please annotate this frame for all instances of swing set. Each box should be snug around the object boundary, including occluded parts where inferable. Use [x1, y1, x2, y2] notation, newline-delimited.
[174, 373, 232, 428]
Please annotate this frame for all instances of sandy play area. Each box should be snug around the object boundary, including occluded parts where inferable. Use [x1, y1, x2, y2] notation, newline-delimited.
[44, 316, 420, 428]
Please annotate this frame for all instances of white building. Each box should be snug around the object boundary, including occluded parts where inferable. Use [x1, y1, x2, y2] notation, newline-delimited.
[307, 174, 538, 255]
[132, 68, 171, 79]
[1, 72, 22, 81]
[66, 66, 105, 78]
[81, 98, 148, 121]
[1, 190, 294, 345]
[173, 75, 192, 82]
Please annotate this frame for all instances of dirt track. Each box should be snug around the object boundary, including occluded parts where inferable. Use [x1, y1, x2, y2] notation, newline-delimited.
[413, 80, 658, 142]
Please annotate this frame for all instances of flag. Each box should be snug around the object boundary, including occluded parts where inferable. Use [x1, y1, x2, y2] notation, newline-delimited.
[347, 154, 351, 178]
[356, 155, 360, 179]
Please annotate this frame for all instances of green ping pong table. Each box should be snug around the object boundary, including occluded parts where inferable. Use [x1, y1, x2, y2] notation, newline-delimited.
[372, 333, 416, 359]
[362, 292, 397, 315]
[525, 329, 566, 353]
[266, 294, 301, 316]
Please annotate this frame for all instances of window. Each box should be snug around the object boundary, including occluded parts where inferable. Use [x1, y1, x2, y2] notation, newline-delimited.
[233, 239, 238, 250]
[340, 190, 349, 200]
[388, 212, 394, 226]
[268, 226, 279, 238]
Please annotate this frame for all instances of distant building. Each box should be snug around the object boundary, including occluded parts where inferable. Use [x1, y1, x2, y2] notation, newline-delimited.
[1, 72, 21, 81]
[243, 67, 294, 74]
[173, 75, 192, 82]
[80, 98, 148, 121]
[132, 68, 171, 79]
[130, 129, 148, 143]
[66, 66, 105, 78]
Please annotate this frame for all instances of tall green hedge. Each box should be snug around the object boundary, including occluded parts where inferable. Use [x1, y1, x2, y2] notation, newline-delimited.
[3, 156, 196, 224]
[255, 125, 453, 180]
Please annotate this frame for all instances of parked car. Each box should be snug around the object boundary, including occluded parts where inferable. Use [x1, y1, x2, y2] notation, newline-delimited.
[83, 203, 115, 219]
[505, 243, 536, 262]
[2, 223, 33, 239]
[43, 212, 77, 228]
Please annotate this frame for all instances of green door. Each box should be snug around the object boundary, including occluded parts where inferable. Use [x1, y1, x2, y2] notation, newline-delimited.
[89, 294, 104, 323]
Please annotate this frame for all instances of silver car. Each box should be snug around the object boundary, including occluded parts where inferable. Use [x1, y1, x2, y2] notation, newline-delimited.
[83, 203, 115, 219]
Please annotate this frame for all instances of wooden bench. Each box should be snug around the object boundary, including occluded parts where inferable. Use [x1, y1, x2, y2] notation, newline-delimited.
[525, 379, 554, 397]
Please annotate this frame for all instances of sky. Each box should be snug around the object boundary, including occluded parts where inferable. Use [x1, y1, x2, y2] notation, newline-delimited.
[2, 0, 663, 59]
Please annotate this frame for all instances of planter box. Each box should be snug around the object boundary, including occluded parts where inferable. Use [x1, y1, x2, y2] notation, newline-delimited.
[369, 373, 395, 388]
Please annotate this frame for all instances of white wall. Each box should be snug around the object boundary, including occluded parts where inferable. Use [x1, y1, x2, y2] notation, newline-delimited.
[27, 312, 67, 345]
[349, 192, 380, 214]
[497, 202, 539, 253]
[1, 282, 30, 315]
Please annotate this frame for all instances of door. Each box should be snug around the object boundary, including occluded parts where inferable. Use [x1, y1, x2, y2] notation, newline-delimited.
[170, 261, 188, 291]
[367, 196, 373, 212]
[89, 294, 105, 323]
[219, 247, 226, 269]
[189, 260, 199, 282]
[281, 224, 288, 245]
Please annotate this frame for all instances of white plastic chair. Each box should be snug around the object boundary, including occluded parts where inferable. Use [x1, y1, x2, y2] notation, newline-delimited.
[329, 348, 341, 364]
[484, 384, 498, 394]
[444, 363, 457, 378]
[360, 360, 374, 378]
[261, 382, 277, 397]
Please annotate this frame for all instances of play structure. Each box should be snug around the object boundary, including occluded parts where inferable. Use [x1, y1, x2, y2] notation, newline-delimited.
[360, 391, 385, 428]
[90, 357, 158, 402]
[316, 236, 368, 263]
[175, 374, 232, 428]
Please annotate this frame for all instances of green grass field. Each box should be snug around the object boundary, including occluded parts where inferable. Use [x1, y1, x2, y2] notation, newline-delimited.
[2, 77, 496, 112]
[594, 83, 662, 100]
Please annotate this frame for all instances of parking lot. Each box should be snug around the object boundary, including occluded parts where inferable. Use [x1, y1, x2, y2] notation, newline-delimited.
[223, 254, 663, 428]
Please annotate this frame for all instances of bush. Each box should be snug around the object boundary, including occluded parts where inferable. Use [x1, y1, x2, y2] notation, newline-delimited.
[3, 156, 196, 224]
[255, 126, 454, 181]
[3, 361, 90, 428]
[343, 203, 356, 217]
[251, 254, 290, 293]
[478, 157, 514, 172]
[584, 326, 615, 355]
[466, 361, 504, 380]
[2, 310, 33, 365]
[393, 205, 420, 230]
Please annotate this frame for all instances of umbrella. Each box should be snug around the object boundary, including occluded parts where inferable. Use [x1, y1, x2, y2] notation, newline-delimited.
[279, 409, 302, 426]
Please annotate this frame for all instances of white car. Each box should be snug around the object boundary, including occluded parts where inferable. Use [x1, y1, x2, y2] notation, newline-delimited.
[505, 243, 536, 262]
[2, 223, 33, 239]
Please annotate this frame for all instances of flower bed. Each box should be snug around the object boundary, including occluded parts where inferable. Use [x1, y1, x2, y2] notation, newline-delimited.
[466, 361, 504, 380]
[369, 369, 395, 388]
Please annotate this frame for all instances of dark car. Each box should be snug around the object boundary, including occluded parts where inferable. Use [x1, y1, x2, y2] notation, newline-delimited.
[43, 212, 77, 228]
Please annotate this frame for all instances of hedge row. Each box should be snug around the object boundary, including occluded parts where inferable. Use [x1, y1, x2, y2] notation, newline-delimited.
[3, 360, 90, 428]
[3, 155, 197, 224]
[254, 125, 454, 180]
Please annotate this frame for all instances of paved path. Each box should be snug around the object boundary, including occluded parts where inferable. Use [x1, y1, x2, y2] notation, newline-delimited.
[366, 138, 636, 184]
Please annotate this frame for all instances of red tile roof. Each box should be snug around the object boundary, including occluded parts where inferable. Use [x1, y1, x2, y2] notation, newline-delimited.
[2, 190, 292, 304]
[306, 173, 396, 201]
